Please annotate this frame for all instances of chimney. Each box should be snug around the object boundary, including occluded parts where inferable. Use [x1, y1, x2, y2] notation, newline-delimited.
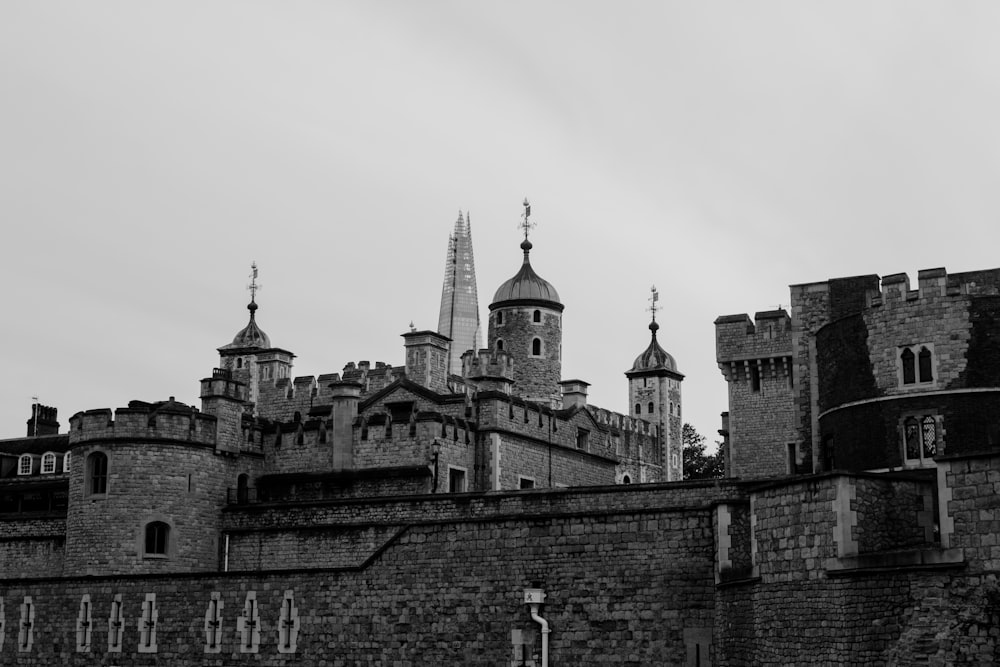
[558, 380, 590, 410]
[27, 403, 60, 437]
[330, 381, 363, 470]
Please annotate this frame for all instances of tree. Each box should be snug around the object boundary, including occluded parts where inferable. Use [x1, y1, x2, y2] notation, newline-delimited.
[682, 423, 724, 480]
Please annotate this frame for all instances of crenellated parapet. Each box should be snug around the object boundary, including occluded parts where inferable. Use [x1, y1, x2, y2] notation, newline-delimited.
[461, 348, 515, 393]
[68, 401, 220, 448]
[715, 310, 793, 384]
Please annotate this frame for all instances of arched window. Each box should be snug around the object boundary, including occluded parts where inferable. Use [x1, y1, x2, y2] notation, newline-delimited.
[41, 452, 56, 474]
[648, 402, 654, 414]
[496, 311, 503, 326]
[496, 339, 504, 352]
[918, 347, 933, 383]
[622, 474, 631, 485]
[533, 310, 541, 323]
[236, 358, 243, 369]
[144, 521, 169, 556]
[532, 338, 542, 356]
[87, 452, 108, 495]
[62, 451, 71, 473]
[18, 454, 32, 476]
[900, 348, 915, 385]
[635, 403, 641, 414]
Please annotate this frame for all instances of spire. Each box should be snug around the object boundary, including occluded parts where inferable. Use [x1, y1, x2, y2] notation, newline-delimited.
[437, 210, 482, 376]
[629, 285, 677, 374]
[221, 262, 271, 350]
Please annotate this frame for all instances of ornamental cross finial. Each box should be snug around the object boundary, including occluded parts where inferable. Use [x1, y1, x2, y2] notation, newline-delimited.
[519, 198, 535, 241]
[648, 285, 660, 321]
[247, 262, 261, 302]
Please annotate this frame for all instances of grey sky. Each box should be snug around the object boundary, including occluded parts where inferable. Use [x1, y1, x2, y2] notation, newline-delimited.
[3, 2, 999, 443]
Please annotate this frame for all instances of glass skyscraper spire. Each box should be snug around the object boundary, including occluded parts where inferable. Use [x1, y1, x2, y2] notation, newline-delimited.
[437, 211, 482, 376]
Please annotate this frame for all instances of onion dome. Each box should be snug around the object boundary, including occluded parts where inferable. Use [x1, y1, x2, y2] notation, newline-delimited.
[221, 300, 271, 350]
[491, 240, 563, 310]
[629, 320, 678, 373]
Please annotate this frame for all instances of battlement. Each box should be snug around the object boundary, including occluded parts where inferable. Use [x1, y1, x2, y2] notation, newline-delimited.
[587, 405, 657, 438]
[461, 349, 515, 385]
[873, 267, 1000, 307]
[715, 309, 792, 365]
[68, 399, 220, 447]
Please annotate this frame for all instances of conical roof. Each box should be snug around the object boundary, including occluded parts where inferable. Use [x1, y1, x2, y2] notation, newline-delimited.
[491, 240, 562, 309]
[629, 321, 679, 374]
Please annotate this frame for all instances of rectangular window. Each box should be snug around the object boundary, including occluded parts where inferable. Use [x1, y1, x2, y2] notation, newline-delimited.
[576, 428, 589, 451]
[519, 477, 535, 489]
[448, 467, 467, 493]
[18, 455, 32, 476]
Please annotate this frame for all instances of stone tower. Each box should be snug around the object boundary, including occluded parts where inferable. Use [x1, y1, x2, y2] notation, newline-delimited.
[218, 264, 294, 411]
[626, 298, 684, 481]
[487, 202, 563, 405]
[437, 211, 482, 376]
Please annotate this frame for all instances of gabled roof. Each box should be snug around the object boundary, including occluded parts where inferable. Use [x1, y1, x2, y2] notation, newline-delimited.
[0, 434, 70, 456]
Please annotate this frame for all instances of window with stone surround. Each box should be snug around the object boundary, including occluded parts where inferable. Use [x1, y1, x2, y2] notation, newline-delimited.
[496, 339, 504, 352]
[448, 466, 467, 493]
[496, 311, 503, 325]
[519, 476, 535, 489]
[635, 403, 641, 414]
[107, 595, 125, 653]
[41, 453, 56, 474]
[144, 521, 170, 558]
[902, 414, 939, 466]
[898, 344, 935, 387]
[204, 593, 224, 654]
[86, 452, 108, 496]
[17, 454, 31, 476]
[576, 428, 589, 451]
[277, 590, 300, 654]
[75, 594, 92, 652]
[532, 309, 541, 323]
[531, 338, 542, 356]
[63, 451, 71, 473]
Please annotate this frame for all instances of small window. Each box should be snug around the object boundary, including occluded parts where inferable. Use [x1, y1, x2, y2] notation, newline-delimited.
[87, 452, 108, 495]
[532, 338, 542, 356]
[237, 474, 250, 505]
[576, 428, 589, 451]
[63, 451, 71, 473]
[647, 401, 654, 414]
[261, 365, 272, 380]
[622, 474, 631, 485]
[496, 339, 504, 352]
[18, 454, 32, 476]
[144, 521, 170, 557]
[750, 363, 761, 392]
[635, 403, 641, 414]
[496, 311, 504, 326]
[236, 358, 243, 369]
[519, 477, 535, 489]
[533, 310, 541, 323]
[903, 415, 939, 466]
[901, 348, 915, 384]
[448, 467, 467, 493]
[41, 452, 56, 474]
[918, 347, 933, 382]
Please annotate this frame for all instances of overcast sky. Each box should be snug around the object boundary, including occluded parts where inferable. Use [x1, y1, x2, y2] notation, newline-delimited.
[3, 2, 1000, 445]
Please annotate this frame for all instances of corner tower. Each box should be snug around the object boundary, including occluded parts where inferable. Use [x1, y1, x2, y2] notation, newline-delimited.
[487, 200, 563, 405]
[626, 287, 684, 481]
[218, 263, 294, 410]
[437, 211, 482, 376]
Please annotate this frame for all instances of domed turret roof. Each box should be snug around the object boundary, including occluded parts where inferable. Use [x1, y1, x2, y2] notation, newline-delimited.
[491, 240, 562, 309]
[629, 321, 679, 374]
[221, 301, 271, 350]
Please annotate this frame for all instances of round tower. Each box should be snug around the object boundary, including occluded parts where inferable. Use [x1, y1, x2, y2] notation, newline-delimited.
[487, 203, 563, 405]
[65, 397, 245, 575]
[626, 292, 685, 481]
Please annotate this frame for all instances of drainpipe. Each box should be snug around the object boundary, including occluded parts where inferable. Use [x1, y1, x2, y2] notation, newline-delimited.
[223, 534, 230, 572]
[524, 588, 549, 667]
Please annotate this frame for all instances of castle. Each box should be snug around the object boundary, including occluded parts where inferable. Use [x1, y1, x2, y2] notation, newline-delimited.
[1, 204, 999, 665]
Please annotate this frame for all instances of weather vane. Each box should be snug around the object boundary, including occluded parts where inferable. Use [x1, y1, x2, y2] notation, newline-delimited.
[519, 197, 535, 241]
[247, 262, 261, 302]
[648, 285, 660, 322]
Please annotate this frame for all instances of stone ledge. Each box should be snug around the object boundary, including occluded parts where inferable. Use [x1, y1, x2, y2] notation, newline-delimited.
[826, 547, 964, 576]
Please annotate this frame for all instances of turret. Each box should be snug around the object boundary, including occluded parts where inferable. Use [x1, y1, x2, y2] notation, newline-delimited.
[487, 200, 564, 406]
[403, 330, 451, 393]
[462, 348, 515, 394]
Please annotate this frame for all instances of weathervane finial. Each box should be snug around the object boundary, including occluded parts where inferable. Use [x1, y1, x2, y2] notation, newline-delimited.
[247, 262, 261, 303]
[648, 285, 660, 322]
[519, 198, 535, 241]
